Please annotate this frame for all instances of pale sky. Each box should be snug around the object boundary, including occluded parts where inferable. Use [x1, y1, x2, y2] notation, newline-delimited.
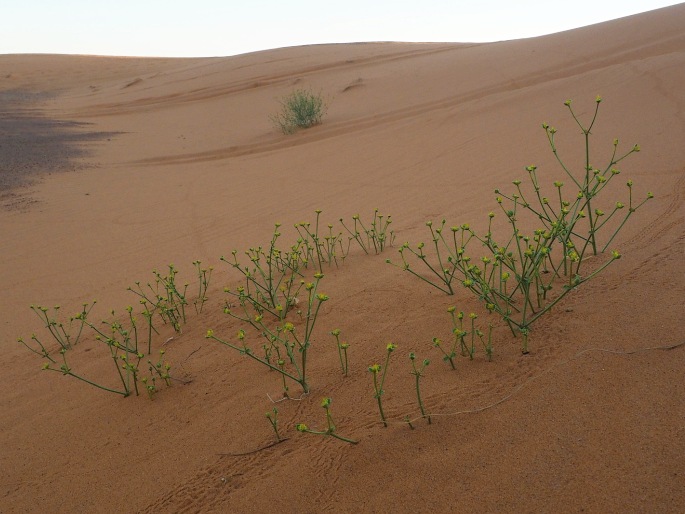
[1, 1, 681, 58]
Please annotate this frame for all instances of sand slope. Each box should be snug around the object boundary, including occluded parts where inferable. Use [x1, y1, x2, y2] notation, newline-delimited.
[1, 4, 684, 513]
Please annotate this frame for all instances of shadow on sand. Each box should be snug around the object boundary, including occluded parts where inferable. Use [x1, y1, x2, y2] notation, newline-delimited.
[0, 89, 118, 209]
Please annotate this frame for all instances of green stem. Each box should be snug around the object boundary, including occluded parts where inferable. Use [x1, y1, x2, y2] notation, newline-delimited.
[415, 373, 430, 423]
[46, 367, 128, 396]
[210, 334, 307, 393]
[373, 372, 388, 427]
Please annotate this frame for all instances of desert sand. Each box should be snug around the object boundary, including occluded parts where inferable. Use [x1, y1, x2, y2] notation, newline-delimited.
[1, 4, 684, 513]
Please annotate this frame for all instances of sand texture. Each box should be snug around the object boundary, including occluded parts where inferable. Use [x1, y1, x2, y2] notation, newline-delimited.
[1, 5, 684, 513]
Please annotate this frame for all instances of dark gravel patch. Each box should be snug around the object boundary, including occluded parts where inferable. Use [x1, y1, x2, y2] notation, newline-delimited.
[0, 89, 118, 210]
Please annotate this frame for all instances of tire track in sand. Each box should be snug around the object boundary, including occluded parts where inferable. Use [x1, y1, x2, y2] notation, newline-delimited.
[74, 45, 464, 118]
[124, 32, 685, 168]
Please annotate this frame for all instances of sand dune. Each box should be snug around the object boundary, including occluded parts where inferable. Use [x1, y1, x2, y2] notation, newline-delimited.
[1, 4, 684, 513]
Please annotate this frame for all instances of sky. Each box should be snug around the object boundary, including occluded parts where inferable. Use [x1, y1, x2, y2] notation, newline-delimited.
[1, 1, 681, 58]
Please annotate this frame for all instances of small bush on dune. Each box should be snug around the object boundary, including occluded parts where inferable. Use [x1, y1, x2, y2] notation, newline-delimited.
[271, 89, 327, 134]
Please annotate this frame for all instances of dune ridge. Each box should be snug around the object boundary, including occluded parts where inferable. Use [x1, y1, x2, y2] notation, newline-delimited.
[1, 4, 684, 513]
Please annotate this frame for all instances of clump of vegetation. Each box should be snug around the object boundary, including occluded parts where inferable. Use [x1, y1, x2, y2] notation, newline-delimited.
[20, 263, 210, 397]
[221, 224, 306, 322]
[26, 302, 96, 351]
[389, 97, 652, 353]
[211, 210, 394, 395]
[271, 88, 327, 134]
[128, 263, 212, 339]
[295, 211, 348, 270]
[208, 271, 329, 395]
[433, 307, 494, 367]
[23, 308, 174, 398]
[340, 209, 395, 255]
[18, 97, 653, 447]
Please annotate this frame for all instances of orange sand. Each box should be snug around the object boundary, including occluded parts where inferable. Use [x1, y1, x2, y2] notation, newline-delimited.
[1, 5, 684, 513]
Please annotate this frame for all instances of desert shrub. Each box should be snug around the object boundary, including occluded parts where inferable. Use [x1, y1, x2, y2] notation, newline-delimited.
[388, 97, 653, 353]
[271, 89, 327, 134]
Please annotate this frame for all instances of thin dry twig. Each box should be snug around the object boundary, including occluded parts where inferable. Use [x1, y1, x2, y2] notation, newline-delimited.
[217, 438, 290, 457]
[394, 340, 685, 426]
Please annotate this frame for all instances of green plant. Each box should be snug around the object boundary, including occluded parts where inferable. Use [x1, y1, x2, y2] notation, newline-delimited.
[128, 262, 212, 345]
[23, 305, 174, 398]
[23, 263, 199, 398]
[145, 349, 172, 398]
[368, 343, 396, 427]
[409, 353, 431, 424]
[432, 306, 494, 367]
[271, 88, 327, 134]
[388, 221, 460, 295]
[330, 329, 350, 376]
[77, 308, 174, 397]
[138, 301, 159, 356]
[28, 301, 96, 350]
[295, 210, 348, 271]
[481, 323, 494, 362]
[192, 260, 213, 314]
[222, 224, 305, 322]
[340, 209, 395, 255]
[390, 97, 653, 353]
[17, 334, 56, 363]
[466, 313, 480, 360]
[432, 306, 464, 369]
[152, 265, 188, 331]
[19, 303, 95, 367]
[31, 311, 143, 396]
[128, 264, 190, 334]
[41, 348, 130, 396]
[208, 272, 329, 395]
[266, 407, 282, 442]
[296, 397, 358, 444]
